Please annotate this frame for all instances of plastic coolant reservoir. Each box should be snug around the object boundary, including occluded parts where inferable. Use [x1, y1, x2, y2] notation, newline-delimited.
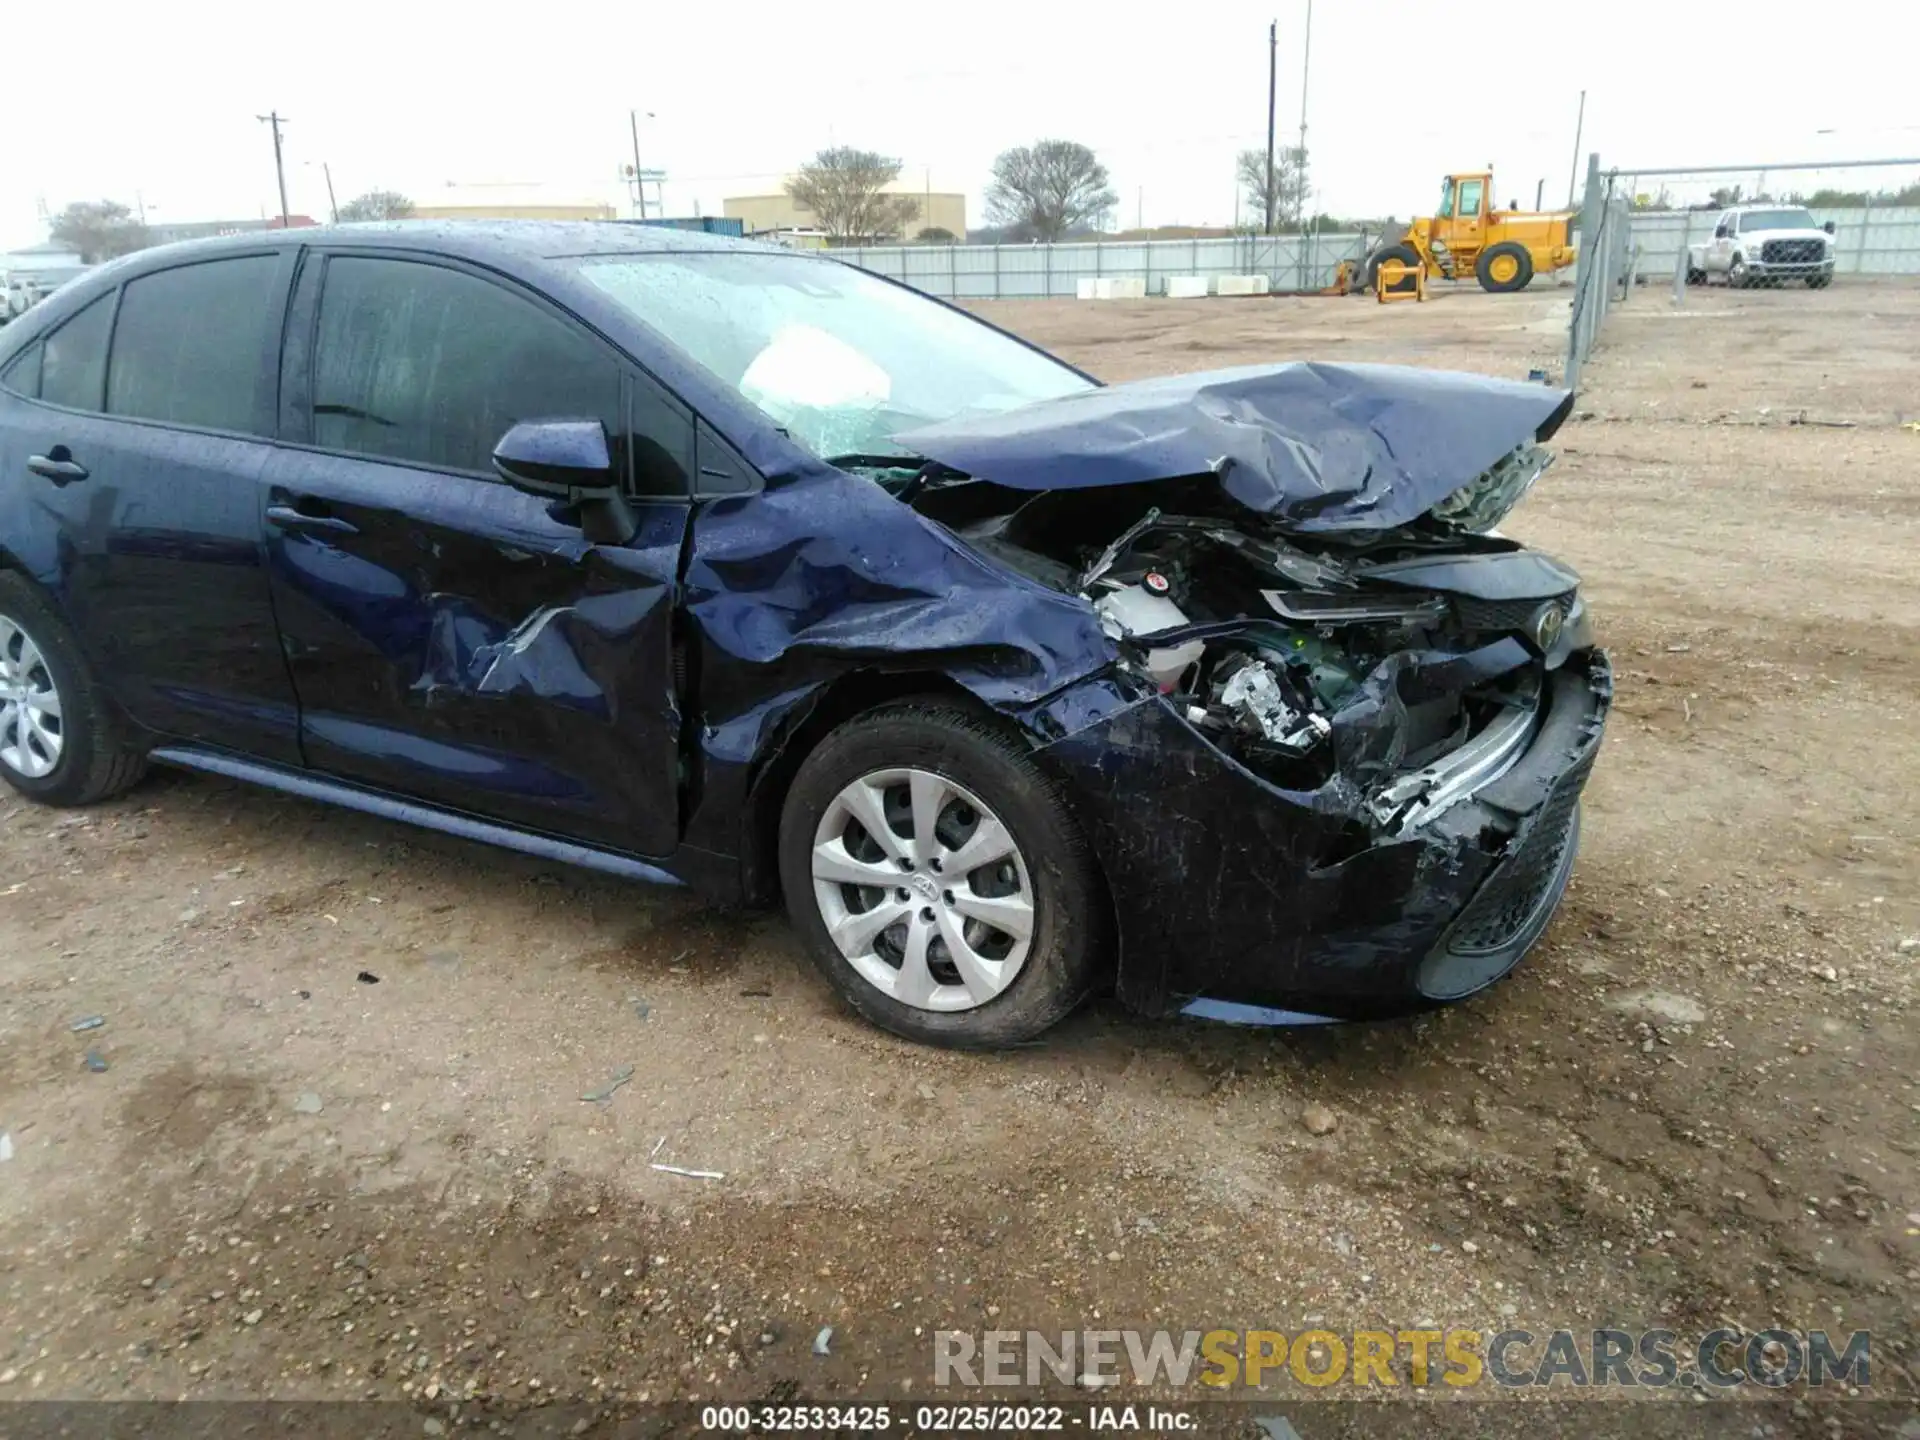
[1095, 584, 1206, 692]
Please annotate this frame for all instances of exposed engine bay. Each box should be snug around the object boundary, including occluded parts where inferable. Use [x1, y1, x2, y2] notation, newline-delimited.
[909, 447, 1581, 837]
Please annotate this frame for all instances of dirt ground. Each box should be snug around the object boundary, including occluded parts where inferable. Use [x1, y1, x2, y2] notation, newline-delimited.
[2, 278, 1917, 1431]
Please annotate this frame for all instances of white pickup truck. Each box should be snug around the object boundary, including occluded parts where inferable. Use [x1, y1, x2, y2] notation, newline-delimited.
[1687, 205, 1836, 289]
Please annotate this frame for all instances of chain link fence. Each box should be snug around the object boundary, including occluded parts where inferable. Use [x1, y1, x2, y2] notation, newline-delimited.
[1567, 155, 1920, 388]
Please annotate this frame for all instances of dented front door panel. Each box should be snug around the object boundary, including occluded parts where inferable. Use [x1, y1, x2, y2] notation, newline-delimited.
[261, 448, 687, 855]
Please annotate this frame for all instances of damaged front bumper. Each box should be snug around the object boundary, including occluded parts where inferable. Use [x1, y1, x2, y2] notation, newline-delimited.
[1030, 646, 1612, 1022]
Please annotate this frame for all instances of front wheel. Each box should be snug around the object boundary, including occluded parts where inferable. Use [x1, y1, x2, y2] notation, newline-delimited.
[1727, 257, 1749, 290]
[777, 703, 1105, 1048]
[1807, 272, 1832, 289]
[1367, 243, 1423, 295]
[1475, 242, 1535, 293]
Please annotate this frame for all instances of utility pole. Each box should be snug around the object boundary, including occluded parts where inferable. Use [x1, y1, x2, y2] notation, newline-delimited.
[257, 112, 290, 226]
[1296, 0, 1313, 229]
[1565, 90, 1586, 208]
[629, 110, 651, 219]
[1265, 19, 1278, 235]
[322, 163, 339, 223]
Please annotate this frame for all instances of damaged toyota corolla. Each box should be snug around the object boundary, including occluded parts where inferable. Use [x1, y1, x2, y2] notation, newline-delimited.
[0, 223, 1607, 1048]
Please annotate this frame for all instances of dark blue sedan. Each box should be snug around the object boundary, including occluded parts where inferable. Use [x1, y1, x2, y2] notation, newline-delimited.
[0, 223, 1608, 1047]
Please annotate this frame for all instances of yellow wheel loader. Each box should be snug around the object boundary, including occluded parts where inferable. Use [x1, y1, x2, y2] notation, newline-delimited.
[1363, 171, 1578, 295]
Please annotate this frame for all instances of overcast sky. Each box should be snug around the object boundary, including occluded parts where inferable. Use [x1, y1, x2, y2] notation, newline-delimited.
[6, 0, 1917, 249]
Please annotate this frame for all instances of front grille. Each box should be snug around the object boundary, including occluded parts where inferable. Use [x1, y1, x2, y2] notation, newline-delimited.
[1453, 591, 1573, 637]
[1446, 753, 1591, 953]
[1761, 239, 1824, 265]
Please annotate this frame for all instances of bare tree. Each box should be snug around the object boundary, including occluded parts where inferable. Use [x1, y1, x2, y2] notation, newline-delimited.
[1235, 149, 1308, 231]
[48, 200, 151, 264]
[984, 141, 1116, 242]
[336, 190, 415, 222]
[785, 149, 918, 243]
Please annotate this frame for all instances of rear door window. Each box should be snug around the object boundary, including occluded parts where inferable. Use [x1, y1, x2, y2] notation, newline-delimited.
[106, 257, 281, 434]
[309, 256, 623, 476]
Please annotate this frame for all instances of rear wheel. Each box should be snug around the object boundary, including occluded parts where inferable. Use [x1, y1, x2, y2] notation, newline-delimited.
[1686, 260, 1707, 285]
[1475, 242, 1535, 293]
[0, 572, 145, 806]
[777, 703, 1104, 1048]
[1367, 243, 1423, 295]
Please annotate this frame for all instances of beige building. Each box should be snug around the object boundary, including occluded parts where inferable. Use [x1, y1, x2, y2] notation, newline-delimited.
[725, 184, 966, 242]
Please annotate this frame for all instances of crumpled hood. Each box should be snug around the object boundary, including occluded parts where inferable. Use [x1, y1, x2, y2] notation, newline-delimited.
[893, 361, 1575, 533]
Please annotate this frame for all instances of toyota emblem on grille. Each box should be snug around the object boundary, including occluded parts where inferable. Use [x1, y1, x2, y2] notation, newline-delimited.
[1531, 602, 1565, 651]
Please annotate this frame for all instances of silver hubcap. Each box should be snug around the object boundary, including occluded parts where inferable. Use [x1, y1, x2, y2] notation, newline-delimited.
[0, 614, 63, 779]
[811, 767, 1035, 1013]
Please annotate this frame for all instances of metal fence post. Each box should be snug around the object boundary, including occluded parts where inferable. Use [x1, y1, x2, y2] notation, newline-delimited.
[994, 244, 1001, 299]
[1044, 243, 1052, 298]
[1856, 200, 1872, 275]
[1671, 226, 1688, 304]
[1567, 153, 1604, 391]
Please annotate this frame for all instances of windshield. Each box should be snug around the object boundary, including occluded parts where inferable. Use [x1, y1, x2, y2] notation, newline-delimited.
[1739, 208, 1819, 231]
[578, 252, 1092, 462]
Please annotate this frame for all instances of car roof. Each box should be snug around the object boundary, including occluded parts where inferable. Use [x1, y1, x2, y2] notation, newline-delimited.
[114, 219, 773, 269]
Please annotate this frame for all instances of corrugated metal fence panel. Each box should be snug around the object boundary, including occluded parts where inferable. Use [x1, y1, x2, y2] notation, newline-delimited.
[822, 233, 1373, 298]
[1625, 206, 1920, 278]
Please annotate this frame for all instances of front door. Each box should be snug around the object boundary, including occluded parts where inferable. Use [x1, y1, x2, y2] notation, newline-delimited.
[262, 251, 691, 856]
[1451, 176, 1486, 262]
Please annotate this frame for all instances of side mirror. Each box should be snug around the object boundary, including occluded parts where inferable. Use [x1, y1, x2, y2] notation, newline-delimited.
[492, 419, 618, 501]
[1823, 220, 1836, 235]
[1714, 225, 1730, 238]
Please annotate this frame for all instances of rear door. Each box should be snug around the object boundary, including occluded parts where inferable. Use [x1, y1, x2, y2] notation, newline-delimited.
[262, 249, 690, 856]
[0, 256, 303, 762]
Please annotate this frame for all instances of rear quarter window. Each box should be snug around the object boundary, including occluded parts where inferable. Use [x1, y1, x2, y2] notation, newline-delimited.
[3, 293, 118, 411]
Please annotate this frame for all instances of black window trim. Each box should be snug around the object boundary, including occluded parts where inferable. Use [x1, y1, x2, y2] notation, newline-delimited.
[0, 286, 124, 417]
[288, 247, 677, 500]
[285, 244, 762, 504]
[91, 249, 295, 443]
[2, 243, 768, 505]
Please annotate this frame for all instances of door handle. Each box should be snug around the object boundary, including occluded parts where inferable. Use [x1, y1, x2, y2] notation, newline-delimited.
[266, 503, 359, 536]
[27, 449, 88, 484]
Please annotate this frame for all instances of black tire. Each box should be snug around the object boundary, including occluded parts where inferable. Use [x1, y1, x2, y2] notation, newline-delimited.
[1366, 243, 1423, 295]
[1686, 262, 1707, 285]
[1807, 272, 1832, 289]
[1475, 241, 1535, 293]
[0, 571, 146, 806]
[776, 702, 1104, 1049]
[1727, 256, 1748, 290]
